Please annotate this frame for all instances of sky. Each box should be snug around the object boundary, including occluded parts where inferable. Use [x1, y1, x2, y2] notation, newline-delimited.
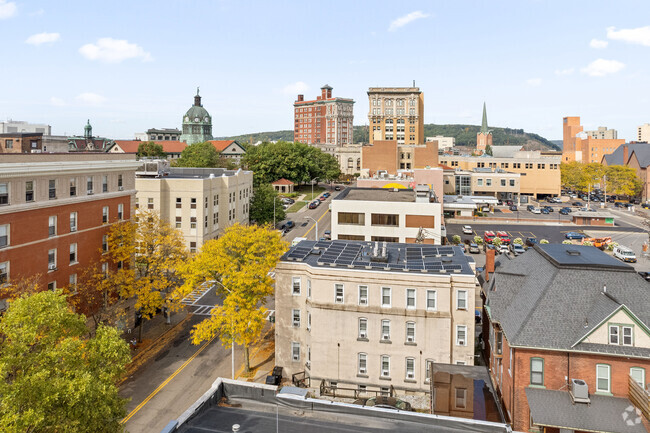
[1, 0, 649, 141]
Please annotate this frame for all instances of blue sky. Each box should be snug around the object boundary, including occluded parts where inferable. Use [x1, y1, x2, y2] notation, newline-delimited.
[1, 0, 649, 140]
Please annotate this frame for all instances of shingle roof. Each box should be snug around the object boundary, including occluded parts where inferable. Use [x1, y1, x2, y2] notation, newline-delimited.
[602, 142, 650, 166]
[525, 387, 647, 433]
[629, 146, 650, 168]
[486, 244, 650, 355]
[207, 140, 244, 153]
[272, 178, 294, 185]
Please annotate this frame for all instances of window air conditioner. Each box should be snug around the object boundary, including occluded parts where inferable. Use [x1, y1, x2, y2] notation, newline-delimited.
[48, 264, 57, 271]
[87, 189, 93, 195]
[359, 367, 366, 374]
[407, 372, 414, 379]
[382, 334, 390, 340]
[293, 355, 299, 362]
[407, 336, 414, 343]
[305, 361, 311, 369]
[118, 186, 124, 191]
[293, 320, 300, 327]
[336, 295, 343, 303]
[458, 339, 465, 346]
[359, 331, 367, 338]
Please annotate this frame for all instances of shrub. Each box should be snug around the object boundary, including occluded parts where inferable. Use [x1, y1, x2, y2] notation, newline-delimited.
[562, 240, 573, 244]
[451, 235, 461, 245]
[582, 241, 593, 247]
[540, 239, 549, 244]
[474, 236, 483, 245]
[513, 237, 523, 245]
[492, 238, 502, 247]
[606, 242, 618, 251]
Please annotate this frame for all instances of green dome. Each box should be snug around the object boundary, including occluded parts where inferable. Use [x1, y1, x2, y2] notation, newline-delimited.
[184, 105, 210, 121]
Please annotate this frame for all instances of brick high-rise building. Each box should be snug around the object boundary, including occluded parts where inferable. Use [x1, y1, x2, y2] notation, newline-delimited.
[368, 87, 424, 145]
[0, 154, 139, 310]
[293, 85, 354, 146]
[562, 116, 624, 163]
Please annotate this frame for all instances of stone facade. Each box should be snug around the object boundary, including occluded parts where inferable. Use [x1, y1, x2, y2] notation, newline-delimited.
[368, 87, 424, 145]
[180, 89, 213, 145]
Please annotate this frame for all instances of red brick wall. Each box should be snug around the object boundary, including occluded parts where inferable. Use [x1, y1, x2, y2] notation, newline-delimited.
[361, 140, 398, 175]
[0, 194, 132, 290]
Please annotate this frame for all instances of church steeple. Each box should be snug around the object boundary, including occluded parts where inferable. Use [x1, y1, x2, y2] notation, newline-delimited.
[194, 87, 201, 107]
[480, 102, 489, 134]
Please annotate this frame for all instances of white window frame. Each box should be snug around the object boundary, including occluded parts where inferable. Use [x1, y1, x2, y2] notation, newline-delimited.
[406, 321, 415, 343]
[335, 284, 344, 303]
[0, 261, 9, 284]
[457, 290, 467, 310]
[456, 325, 467, 346]
[292, 309, 301, 328]
[101, 262, 108, 278]
[48, 248, 57, 271]
[69, 273, 77, 294]
[622, 326, 633, 346]
[406, 288, 416, 309]
[426, 290, 437, 311]
[381, 287, 391, 307]
[381, 319, 390, 341]
[307, 279, 311, 298]
[358, 318, 368, 339]
[358, 353, 367, 374]
[358, 285, 368, 305]
[48, 215, 57, 237]
[69, 212, 77, 232]
[0, 224, 9, 248]
[102, 206, 109, 224]
[291, 342, 300, 362]
[405, 357, 415, 380]
[608, 325, 619, 345]
[380, 355, 390, 377]
[117, 203, 124, 220]
[292, 277, 301, 295]
[455, 388, 467, 409]
[69, 243, 77, 264]
[630, 367, 645, 388]
[596, 364, 611, 393]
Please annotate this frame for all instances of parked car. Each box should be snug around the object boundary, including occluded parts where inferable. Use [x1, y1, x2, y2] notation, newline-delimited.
[462, 225, 473, 235]
[510, 243, 526, 255]
[525, 237, 538, 247]
[308, 201, 319, 209]
[572, 201, 582, 207]
[353, 396, 414, 412]
[468, 243, 480, 254]
[334, 186, 342, 191]
[497, 231, 511, 244]
[530, 207, 541, 214]
[322, 192, 330, 198]
[527, 205, 535, 212]
[506, 200, 514, 206]
[319, 196, 327, 202]
[642, 203, 650, 209]
[510, 205, 518, 211]
[543, 206, 554, 212]
[497, 244, 509, 254]
[638, 271, 650, 282]
[565, 231, 586, 240]
[324, 230, 331, 240]
[540, 208, 550, 214]
[613, 245, 637, 263]
[484, 231, 496, 244]
[559, 208, 570, 215]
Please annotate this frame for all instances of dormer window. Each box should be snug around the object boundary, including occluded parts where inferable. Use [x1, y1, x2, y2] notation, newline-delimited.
[609, 324, 633, 346]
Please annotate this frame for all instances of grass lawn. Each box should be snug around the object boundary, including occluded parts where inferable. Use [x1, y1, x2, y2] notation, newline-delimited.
[286, 200, 307, 213]
[295, 185, 327, 201]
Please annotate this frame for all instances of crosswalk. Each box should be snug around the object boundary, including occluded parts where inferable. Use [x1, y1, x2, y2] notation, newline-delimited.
[181, 281, 214, 306]
[189, 304, 217, 316]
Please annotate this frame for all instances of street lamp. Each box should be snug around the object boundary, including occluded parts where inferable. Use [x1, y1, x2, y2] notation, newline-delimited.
[214, 279, 235, 380]
[311, 178, 318, 201]
[273, 195, 279, 228]
[305, 216, 318, 241]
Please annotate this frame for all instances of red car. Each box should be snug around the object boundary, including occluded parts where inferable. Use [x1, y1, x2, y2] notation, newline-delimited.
[484, 231, 496, 244]
[497, 231, 511, 244]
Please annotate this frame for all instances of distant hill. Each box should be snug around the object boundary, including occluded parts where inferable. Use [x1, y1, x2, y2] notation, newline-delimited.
[550, 140, 563, 149]
[222, 124, 560, 151]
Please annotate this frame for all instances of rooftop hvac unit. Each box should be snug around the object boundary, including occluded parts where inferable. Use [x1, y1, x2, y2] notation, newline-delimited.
[570, 379, 590, 403]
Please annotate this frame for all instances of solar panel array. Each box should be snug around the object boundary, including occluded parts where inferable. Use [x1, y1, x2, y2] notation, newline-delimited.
[288, 241, 468, 274]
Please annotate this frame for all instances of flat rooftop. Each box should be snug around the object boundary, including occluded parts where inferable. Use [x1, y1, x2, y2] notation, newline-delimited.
[166, 379, 510, 433]
[282, 240, 475, 276]
[536, 244, 633, 271]
[137, 167, 250, 179]
[335, 187, 416, 202]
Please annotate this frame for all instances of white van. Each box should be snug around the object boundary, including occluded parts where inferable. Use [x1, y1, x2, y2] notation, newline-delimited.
[613, 245, 637, 263]
[291, 237, 308, 247]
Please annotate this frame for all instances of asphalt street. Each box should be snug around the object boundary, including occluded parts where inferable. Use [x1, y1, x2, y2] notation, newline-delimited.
[277, 182, 338, 243]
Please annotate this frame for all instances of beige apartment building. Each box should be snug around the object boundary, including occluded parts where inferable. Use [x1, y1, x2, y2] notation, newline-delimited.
[275, 240, 477, 394]
[638, 123, 650, 143]
[134, 161, 252, 252]
[585, 126, 618, 140]
[443, 168, 520, 201]
[368, 87, 424, 145]
[439, 150, 561, 199]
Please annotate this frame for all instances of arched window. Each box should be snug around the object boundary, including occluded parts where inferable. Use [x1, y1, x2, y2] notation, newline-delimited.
[348, 157, 353, 168]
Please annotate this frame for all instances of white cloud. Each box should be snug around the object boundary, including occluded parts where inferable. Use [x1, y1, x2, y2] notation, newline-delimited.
[0, 0, 17, 19]
[283, 81, 309, 95]
[589, 39, 608, 49]
[76, 92, 106, 106]
[554, 67, 575, 76]
[606, 26, 650, 47]
[388, 11, 430, 32]
[25, 32, 60, 45]
[49, 97, 66, 107]
[581, 59, 625, 77]
[526, 78, 542, 87]
[79, 38, 152, 63]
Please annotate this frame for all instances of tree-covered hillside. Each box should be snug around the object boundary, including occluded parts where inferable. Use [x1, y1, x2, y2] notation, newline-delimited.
[222, 124, 559, 150]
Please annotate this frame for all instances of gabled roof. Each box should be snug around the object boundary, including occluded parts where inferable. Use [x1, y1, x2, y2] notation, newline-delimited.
[271, 178, 294, 185]
[629, 147, 650, 168]
[485, 244, 650, 357]
[112, 140, 187, 154]
[207, 140, 245, 153]
[602, 142, 650, 166]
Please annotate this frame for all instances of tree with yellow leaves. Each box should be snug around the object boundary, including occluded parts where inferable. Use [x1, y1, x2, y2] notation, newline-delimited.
[181, 223, 288, 372]
[105, 209, 189, 340]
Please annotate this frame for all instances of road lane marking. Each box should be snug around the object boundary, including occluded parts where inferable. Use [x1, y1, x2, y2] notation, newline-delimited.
[304, 210, 328, 238]
[120, 335, 218, 425]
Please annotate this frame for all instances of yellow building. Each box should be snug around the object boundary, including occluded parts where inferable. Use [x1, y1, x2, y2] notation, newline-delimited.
[367, 87, 424, 148]
[439, 150, 561, 199]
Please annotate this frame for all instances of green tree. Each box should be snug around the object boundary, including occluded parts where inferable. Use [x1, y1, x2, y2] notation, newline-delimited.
[181, 224, 288, 372]
[540, 239, 549, 244]
[605, 165, 642, 197]
[175, 141, 220, 167]
[485, 144, 493, 156]
[250, 183, 286, 226]
[137, 141, 166, 158]
[513, 237, 523, 245]
[0, 290, 130, 433]
[451, 235, 461, 245]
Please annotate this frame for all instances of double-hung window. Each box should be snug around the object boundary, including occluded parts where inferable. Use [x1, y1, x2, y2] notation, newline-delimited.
[48, 179, 56, 199]
[426, 290, 437, 310]
[48, 216, 57, 237]
[102, 206, 109, 224]
[405, 357, 415, 380]
[292, 277, 301, 295]
[102, 175, 108, 193]
[406, 289, 416, 309]
[358, 285, 368, 305]
[69, 178, 77, 196]
[292, 309, 301, 327]
[457, 290, 467, 310]
[25, 181, 34, 202]
[381, 355, 390, 377]
[358, 353, 367, 374]
[70, 212, 77, 232]
[381, 287, 391, 307]
[0, 224, 8, 248]
[358, 318, 368, 338]
[117, 204, 124, 220]
[406, 321, 415, 343]
[630, 367, 645, 388]
[609, 324, 633, 346]
[0, 262, 8, 283]
[456, 325, 467, 346]
[530, 358, 544, 386]
[291, 342, 300, 362]
[335, 284, 344, 303]
[596, 364, 610, 393]
[69, 243, 77, 264]
[381, 320, 390, 341]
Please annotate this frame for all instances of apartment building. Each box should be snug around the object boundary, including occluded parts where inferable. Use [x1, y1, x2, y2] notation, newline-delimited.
[426, 135, 455, 150]
[275, 240, 477, 394]
[331, 186, 443, 244]
[0, 154, 139, 308]
[134, 161, 252, 252]
[481, 245, 650, 432]
[368, 87, 424, 145]
[361, 140, 439, 175]
[638, 123, 650, 143]
[0, 132, 43, 153]
[562, 117, 624, 163]
[443, 168, 520, 202]
[439, 150, 561, 199]
[145, 128, 181, 141]
[585, 126, 618, 140]
[0, 120, 51, 135]
[293, 85, 354, 146]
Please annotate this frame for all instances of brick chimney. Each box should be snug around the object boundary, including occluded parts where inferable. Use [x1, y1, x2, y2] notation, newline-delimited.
[485, 249, 495, 282]
[623, 145, 629, 164]
[297, 94, 304, 102]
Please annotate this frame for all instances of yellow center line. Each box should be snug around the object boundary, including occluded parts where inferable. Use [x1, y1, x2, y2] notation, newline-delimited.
[120, 335, 217, 425]
[304, 210, 328, 238]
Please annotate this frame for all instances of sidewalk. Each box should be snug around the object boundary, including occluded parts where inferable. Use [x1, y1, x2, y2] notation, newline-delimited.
[234, 322, 276, 383]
